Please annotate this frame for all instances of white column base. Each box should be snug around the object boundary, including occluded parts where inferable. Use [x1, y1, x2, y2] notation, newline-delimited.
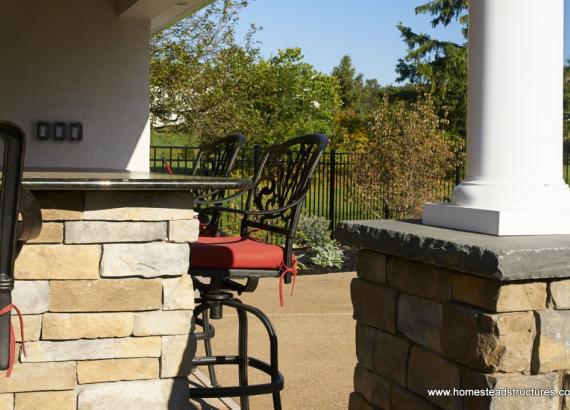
[423, 202, 570, 236]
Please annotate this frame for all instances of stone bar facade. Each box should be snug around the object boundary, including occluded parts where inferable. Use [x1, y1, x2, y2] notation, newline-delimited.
[0, 190, 198, 410]
[337, 220, 570, 410]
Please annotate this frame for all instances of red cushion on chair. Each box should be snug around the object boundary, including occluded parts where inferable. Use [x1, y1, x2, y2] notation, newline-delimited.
[190, 236, 287, 270]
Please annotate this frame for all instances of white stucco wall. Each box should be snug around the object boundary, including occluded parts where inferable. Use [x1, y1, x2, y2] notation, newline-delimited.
[0, 0, 151, 171]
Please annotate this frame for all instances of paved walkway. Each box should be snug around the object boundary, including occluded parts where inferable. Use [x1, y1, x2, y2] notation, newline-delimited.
[194, 271, 356, 409]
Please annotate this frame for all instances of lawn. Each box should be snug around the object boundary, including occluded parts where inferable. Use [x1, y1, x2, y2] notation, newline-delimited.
[151, 129, 196, 147]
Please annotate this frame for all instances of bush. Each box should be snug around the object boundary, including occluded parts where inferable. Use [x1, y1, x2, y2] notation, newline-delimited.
[310, 242, 345, 269]
[351, 95, 459, 219]
[296, 215, 345, 270]
[295, 215, 331, 248]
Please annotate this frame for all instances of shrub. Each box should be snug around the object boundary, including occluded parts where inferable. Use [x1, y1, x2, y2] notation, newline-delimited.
[296, 215, 345, 269]
[310, 242, 345, 269]
[295, 215, 331, 248]
[351, 95, 459, 219]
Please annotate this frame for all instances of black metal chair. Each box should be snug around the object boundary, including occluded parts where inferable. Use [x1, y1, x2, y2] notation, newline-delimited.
[0, 122, 42, 376]
[192, 133, 246, 237]
[189, 134, 329, 409]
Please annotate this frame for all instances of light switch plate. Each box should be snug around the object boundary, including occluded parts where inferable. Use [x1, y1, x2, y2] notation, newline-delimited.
[53, 122, 66, 141]
[36, 122, 49, 141]
[70, 123, 83, 142]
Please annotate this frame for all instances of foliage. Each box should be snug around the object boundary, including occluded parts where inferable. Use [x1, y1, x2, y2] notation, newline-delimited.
[334, 110, 370, 151]
[330, 55, 385, 151]
[351, 95, 458, 218]
[150, 0, 255, 142]
[310, 242, 344, 269]
[332, 55, 382, 114]
[296, 215, 331, 248]
[416, 0, 468, 30]
[332, 55, 361, 110]
[396, 0, 468, 138]
[380, 84, 423, 105]
[150, 0, 341, 146]
[564, 60, 570, 144]
[248, 48, 341, 145]
[296, 215, 344, 269]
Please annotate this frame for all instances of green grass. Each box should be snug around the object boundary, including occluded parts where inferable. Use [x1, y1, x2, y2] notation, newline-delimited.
[151, 130, 196, 146]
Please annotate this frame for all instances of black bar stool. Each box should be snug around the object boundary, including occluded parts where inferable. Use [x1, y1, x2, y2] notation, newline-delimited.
[189, 134, 329, 409]
[0, 122, 42, 376]
[189, 133, 247, 387]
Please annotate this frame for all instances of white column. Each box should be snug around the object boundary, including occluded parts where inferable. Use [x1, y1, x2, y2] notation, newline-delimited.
[423, 0, 570, 236]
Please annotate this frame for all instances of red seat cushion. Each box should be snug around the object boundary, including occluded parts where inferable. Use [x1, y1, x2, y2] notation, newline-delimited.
[190, 236, 287, 271]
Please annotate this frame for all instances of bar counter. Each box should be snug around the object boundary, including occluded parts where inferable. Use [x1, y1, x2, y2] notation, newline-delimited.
[21, 169, 251, 191]
[0, 170, 250, 409]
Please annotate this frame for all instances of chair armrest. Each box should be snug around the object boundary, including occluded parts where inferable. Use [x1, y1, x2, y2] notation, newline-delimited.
[193, 188, 250, 206]
[198, 206, 248, 219]
[198, 184, 311, 219]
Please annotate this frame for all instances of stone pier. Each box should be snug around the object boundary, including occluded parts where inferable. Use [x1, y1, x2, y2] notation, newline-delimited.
[338, 219, 570, 410]
[0, 190, 198, 410]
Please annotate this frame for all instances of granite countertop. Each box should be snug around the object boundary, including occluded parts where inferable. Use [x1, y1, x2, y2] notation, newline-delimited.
[336, 219, 570, 282]
[20, 169, 252, 191]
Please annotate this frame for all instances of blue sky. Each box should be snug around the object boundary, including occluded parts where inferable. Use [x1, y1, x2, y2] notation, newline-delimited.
[236, 0, 570, 85]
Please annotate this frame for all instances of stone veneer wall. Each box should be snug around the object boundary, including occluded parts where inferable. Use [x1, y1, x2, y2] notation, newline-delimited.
[337, 220, 570, 410]
[0, 190, 198, 410]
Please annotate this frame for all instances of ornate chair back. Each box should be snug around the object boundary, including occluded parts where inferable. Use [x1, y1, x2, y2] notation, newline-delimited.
[193, 133, 246, 235]
[240, 134, 329, 276]
[192, 133, 246, 178]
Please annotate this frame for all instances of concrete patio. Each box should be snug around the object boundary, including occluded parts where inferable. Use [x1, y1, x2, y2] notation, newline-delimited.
[194, 271, 356, 409]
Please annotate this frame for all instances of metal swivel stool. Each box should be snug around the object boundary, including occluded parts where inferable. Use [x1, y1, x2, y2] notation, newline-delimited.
[189, 134, 329, 409]
[187, 133, 247, 388]
[0, 122, 42, 376]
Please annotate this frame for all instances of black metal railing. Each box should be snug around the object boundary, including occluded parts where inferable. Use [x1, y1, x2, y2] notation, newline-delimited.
[152, 145, 570, 233]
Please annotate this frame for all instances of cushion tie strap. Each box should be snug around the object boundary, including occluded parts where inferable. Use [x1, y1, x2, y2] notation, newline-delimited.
[0, 304, 26, 377]
[278, 258, 298, 307]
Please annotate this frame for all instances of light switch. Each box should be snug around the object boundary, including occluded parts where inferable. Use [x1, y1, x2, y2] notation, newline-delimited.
[53, 122, 66, 141]
[70, 123, 83, 142]
[37, 122, 49, 141]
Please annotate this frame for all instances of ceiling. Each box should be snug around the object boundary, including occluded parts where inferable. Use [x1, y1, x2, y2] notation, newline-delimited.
[118, 0, 213, 33]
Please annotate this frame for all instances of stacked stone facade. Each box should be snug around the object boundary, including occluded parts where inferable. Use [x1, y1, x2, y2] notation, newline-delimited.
[0, 190, 198, 410]
[338, 220, 570, 410]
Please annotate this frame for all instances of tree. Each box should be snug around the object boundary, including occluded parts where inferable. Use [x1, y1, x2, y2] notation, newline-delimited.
[150, 0, 260, 142]
[334, 110, 369, 151]
[332, 55, 361, 110]
[150, 0, 340, 145]
[331, 56, 386, 150]
[396, 0, 468, 138]
[331, 55, 384, 114]
[359, 79, 383, 114]
[247, 48, 341, 145]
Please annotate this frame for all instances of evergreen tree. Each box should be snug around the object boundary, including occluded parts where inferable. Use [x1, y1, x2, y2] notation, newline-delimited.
[396, 0, 468, 138]
[332, 55, 362, 109]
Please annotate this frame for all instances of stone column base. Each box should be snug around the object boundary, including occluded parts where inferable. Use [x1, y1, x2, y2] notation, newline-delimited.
[0, 190, 198, 410]
[338, 219, 570, 410]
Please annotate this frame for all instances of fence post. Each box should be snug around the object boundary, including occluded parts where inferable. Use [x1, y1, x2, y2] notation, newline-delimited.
[329, 150, 336, 237]
[455, 165, 462, 186]
[253, 144, 260, 176]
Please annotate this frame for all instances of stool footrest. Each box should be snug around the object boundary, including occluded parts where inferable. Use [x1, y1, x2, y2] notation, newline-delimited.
[191, 355, 284, 398]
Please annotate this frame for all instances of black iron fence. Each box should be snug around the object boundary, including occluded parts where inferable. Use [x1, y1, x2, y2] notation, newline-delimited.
[152, 145, 570, 232]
